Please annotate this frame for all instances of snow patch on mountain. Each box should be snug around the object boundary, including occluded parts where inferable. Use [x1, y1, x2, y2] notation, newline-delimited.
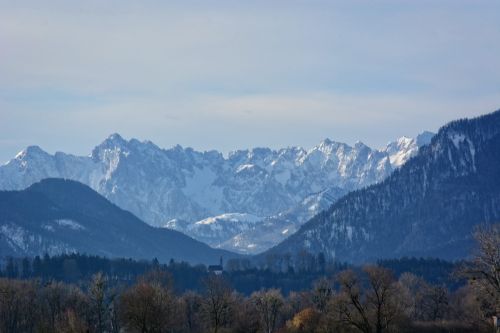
[55, 219, 85, 230]
[449, 133, 466, 149]
[43, 220, 85, 233]
[194, 213, 261, 226]
[1, 223, 29, 251]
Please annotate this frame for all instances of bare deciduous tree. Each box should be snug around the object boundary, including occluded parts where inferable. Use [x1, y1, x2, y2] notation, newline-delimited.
[364, 265, 403, 333]
[89, 272, 108, 333]
[312, 277, 334, 313]
[181, 291, 203, 332]
[421, 284, 448, 321]
[202, 275, 233, 333]
[398, 272, 427, 319]
[332, 266, 405, 333]
[0, 279, 41, 333]
[334, 269, 372, 333]
[462, 224, 500, 316]
[251, 288, 284, 333]
[119, 271, 175, 333]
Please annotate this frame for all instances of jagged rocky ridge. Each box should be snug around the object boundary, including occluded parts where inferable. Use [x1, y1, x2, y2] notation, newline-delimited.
[0, 132, 432, 253]
[264, 110, 500, 263]
[0, 178, 236, 264]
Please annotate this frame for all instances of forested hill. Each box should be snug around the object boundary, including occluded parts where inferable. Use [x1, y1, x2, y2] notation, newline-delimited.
[265, 109, 500, 263]
[0, 178, 237, 265]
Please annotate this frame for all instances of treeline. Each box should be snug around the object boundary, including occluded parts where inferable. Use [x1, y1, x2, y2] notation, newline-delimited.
[377, 257, 460, 288]
[0, 254, 208, 293]
[0, 252, 349, 295]
[0, 253, 458, 295]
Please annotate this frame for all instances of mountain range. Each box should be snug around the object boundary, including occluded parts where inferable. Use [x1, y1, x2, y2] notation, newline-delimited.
[1, 109, 498, 264]
[0, 178, 235, 264]
[0, 132, 433, 254]
[264, 110, 500, 263]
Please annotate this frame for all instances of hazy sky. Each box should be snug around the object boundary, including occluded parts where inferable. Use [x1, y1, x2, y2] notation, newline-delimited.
[1, 1, 500, 162]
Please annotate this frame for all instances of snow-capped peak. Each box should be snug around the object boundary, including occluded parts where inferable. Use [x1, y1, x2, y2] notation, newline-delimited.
[318, 138, 334, 147]
[354, 140, 369, 149]
[107, 132, 126, 143]
[96, 133, 129, 150]
[15, 145, 47, 160]
[382, 131, 435, 168]
[397, 136, 413, 144]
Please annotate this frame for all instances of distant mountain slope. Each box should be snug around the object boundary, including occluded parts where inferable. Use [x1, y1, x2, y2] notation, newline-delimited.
[0, 178, 236, 264]
[210, 186, 349, 254]
[264, 110, 500, 263]
[0, 133, 432, 253]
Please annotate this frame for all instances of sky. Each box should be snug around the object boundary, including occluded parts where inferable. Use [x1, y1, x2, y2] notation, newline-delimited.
[1, 0, 500, 163]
